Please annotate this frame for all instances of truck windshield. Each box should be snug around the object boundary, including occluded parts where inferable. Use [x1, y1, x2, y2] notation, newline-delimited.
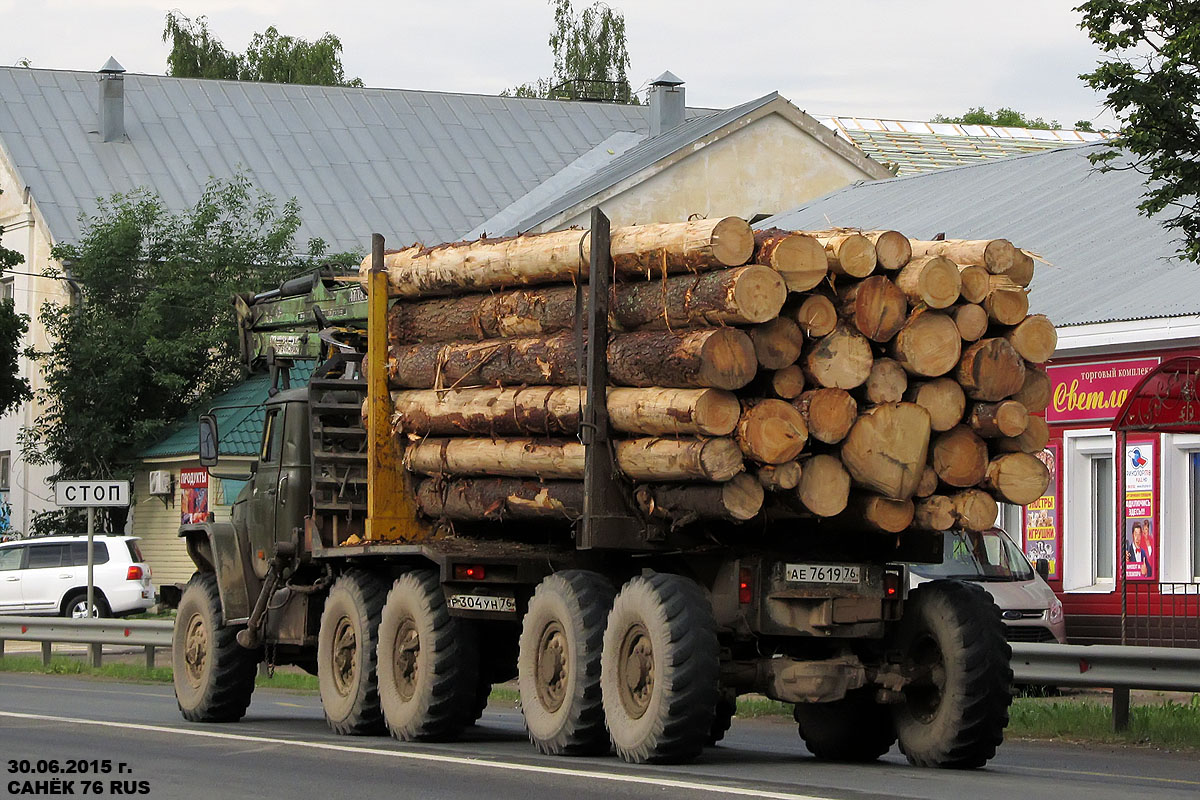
[910, 528, 1035, 582]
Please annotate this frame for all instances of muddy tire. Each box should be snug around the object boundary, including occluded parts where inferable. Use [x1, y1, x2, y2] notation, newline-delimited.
[794, 688, 896, 761]
[601, 573, 719, 764]
[173, 572, 257, 723]
[378, 570, 479, 741]
[318, 570, 387, 735]
[518, 570, 614, 755]
[707, 691, 737, 746]
[891, 579, 1013, 769]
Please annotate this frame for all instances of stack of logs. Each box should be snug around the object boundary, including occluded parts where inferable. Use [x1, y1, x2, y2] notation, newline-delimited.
[359, 216, 1053, 534]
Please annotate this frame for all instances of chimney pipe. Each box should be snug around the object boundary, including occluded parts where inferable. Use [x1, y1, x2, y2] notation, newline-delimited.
[98, 57, 126, 143]
[648, 71, 685, 137]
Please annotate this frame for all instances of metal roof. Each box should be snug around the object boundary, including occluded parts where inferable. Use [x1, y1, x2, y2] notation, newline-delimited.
[817, 116, 1110, 176]
[761, 143, 1197, 327]
[140, 363, 314, 459]
[0, 67, 704, 252]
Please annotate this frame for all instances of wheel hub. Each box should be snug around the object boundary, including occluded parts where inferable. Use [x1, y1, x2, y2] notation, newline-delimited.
[535, 622, 568, 713]
[617, 623, 654, 719]
[331, 615, 358, 697]
[393, 617, 420, 702]
[183, 613, 208, 688]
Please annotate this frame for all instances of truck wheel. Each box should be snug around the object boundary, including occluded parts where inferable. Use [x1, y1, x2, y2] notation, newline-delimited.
[518, 570, 614, 755]
[707, 690, 737, 746]
[601, 573, 719, 764]
[318, 570, 387, 735]
[173, 572, 257, 723]
[794, 688, 896, 761]
[377, 570, 479, 741]
[891, 580, 1013, 769]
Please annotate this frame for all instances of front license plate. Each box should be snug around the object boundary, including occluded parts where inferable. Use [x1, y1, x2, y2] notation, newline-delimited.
[784, 563, 862, 584]
[447, 593, 517, 613]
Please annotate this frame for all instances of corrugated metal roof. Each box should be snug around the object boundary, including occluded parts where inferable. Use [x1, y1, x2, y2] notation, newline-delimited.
[817, 116, 1110, 176]
[760, 143, 1197, 327]
[0, 67, 707, 251]
[140, 363, 314, 459]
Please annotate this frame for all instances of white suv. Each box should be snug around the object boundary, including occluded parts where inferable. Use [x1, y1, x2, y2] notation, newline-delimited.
[0, 535, 155, 618]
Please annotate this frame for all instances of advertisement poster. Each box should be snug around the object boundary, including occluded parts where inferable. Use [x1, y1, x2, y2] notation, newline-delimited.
[1046, 358, 1159, 424]
[1123, 442, 1156, 581]
[180, 468, 209, 525]
[1024, 444, 1059, 579]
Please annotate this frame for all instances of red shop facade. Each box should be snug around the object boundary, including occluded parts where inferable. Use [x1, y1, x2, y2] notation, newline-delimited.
[1019, 340, 1200, 646]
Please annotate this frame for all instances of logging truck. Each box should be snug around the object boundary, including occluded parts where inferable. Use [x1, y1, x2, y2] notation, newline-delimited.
[172, 211, 1049, 768]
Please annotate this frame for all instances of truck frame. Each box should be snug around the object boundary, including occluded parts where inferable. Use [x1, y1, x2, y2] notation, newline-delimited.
[172, 210, 1013, 767]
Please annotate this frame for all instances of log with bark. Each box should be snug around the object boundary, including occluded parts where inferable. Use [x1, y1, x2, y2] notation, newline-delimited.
[956, 338, 1027, 401]
[753, 229, 828, 292]
[890, 309, 962, 377]
[982, 452, 1051, 505]
[803, 323, 874, 389]
[404, 436, 744, 482]
[839, 402, 932, 500]
[931, 425, 989, 488]
[1003, 314, 1057, 364]
[757, 461, 802, 491]
[796, 454, 851, 517]
[366, 217, 755, 297]
[895, 255, 962, 309]
[837, 275, 908, 342]
[389, 328, 757, 391]
[905, 377, 966, 432]
[750, 317, 805, 369]
[968, 400, 1029, 438]
[416, 477, 584, 520]
[736, 399, 809, 464]
[391, 386, 742, 437]
[798, 229, 910, 270]
[791, 294, 838, 338]
[636, 473, 764, 523]
[793, 388, 858, 444]
[910, 239, 1015, 274]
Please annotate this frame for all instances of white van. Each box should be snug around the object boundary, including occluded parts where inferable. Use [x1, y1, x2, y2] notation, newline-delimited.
[908, 527, 1066, 644]
[0, 535, 155, 618]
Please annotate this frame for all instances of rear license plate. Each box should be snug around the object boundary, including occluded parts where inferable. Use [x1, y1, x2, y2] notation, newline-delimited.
[447, 593, 517, 613]
[784, 563, 862, 584]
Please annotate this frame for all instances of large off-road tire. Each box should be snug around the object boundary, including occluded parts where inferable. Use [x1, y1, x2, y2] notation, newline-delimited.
[600, 573, 720, 764]
[707, 690, 737, 746]
[318, 570, 387, 735]
[377, 570, 479, 741]
[794, 688, 896, 761]
[891, 579, 1013, 769]
[518, 570, 614, 755]
[173, 572, 258, 723]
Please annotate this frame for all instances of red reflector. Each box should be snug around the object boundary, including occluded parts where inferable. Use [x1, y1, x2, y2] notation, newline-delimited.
[124, 628, 132, 637]
[21, 625, 28, 634]
[127, 566, 144, 581]
[884, 573, 900, 598]
[738, 567, 753, 605]
[454, 564, 486, 580]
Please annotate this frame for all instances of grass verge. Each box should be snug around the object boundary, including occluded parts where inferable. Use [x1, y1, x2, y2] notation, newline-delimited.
[0, 655, 317, 691]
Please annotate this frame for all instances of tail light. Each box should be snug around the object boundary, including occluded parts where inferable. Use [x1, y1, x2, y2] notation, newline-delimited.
[126, 566, 144, 581]
[883, 572, 900, 598]
[738, 567, 753, 605]
[454, 564, 486, 580]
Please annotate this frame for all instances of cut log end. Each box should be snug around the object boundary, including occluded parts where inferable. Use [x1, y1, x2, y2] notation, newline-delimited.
[1005, 314, 1057, 364]
[770, 365, 807, 399]
[891, 310, 962, 378]
[906, 377, 966, 432]
[750, 317, 805, 370]
[897, 255, 962, 309]
[755, 230, 828, 292]
[710, 217, 757, 267]
[932, 425, 989, 488]
[794, 388, 858, 445]
[868, 230, 912, 270]
[984, 452, 1051, 505]
[953, 304, 989, 342]
[840, 402, 932, 500]
[737, 399, 809, 464]
[950, 489, 999, 532]
[796, 454, 851, 517]
[792, 294, 838, 338]
[758, 461, 802, 491]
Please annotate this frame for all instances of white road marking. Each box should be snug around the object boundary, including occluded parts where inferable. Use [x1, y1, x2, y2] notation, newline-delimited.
[0, 710, 833, 800]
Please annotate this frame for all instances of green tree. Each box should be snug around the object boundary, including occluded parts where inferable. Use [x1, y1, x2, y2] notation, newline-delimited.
[503, 0, 635, 103]
[163, 11, 363, 87]
[1077, 0, 1200, 262]
[0, 198, 31, 417]
[19, 175, 324, 532]
[932, 107, 1061, 130]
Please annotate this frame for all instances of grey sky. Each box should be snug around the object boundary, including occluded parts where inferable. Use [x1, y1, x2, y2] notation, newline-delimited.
[1, 0, 1118, 128]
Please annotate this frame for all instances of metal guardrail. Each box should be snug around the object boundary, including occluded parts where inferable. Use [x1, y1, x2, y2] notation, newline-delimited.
[1010, 642, 1200, 692]
[0, 617, 173, 669]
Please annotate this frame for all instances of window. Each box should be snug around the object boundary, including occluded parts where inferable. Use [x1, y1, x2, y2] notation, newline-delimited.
[1, 278, 13, 302]
[1193, 454, 1200, 581]
[1158, 434, 1200, 584]
[125, 540, 144, 563]
[67, 542, 109, 567]
[0, 546, 23, 571]
[997, 503, 1023, 539]
[1063, 430, 1116, 592]
[0, 450, 9, 491]
[26, 544, 66, 569]
[260, 409, 282, 463]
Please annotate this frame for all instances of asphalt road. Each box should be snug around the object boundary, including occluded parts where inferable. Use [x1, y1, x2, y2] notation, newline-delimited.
[0, 673, 1197, 800]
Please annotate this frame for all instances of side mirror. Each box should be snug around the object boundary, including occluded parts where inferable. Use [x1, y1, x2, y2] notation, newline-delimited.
[1035, 558, 1050, 580]
[199, 414, 219, 466]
